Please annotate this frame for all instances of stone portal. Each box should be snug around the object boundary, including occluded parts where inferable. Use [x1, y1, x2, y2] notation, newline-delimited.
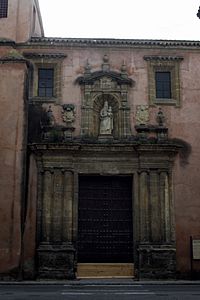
[30, 140, 179, 280]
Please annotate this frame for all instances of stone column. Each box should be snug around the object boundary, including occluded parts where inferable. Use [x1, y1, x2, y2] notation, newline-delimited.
[139, 171, 150, 242]
[150, 171, 161, 242]
[42, 170, 53, 243]
[160, 171, 171, 243]
[37, 168, 75, 279]
[138, 169, 176, 279]
[52, 170, 63, 242]
[63, 171, 74, 243]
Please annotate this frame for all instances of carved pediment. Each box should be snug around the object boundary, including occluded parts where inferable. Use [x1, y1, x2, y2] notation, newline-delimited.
[76, 70, 133, 86]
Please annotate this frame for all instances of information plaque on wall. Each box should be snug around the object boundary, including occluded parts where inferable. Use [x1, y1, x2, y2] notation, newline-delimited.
[192, 239, 200, 260]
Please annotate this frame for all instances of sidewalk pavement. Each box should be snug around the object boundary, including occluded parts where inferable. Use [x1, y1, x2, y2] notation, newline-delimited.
[0, 279, 200, 285]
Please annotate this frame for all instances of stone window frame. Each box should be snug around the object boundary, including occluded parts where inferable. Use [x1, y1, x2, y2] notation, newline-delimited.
[144, 56, 183, 107]
[32, 62, 61, 103]
[24, 53, 66, 103]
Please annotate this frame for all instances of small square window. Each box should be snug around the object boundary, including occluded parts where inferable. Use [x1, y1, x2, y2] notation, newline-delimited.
[38, 68, 54, 97]
[155, 71, 171, 99]
[0, 0, 8, 18]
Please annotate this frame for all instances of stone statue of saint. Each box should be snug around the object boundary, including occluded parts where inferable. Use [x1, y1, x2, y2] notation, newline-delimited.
[156, 107, 165, 126]
[46, 106, 55, 127]
[99, 101, 113, 135]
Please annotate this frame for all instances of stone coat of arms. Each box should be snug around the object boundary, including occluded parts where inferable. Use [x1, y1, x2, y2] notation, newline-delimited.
[62, 104, 76, 125]
[135, 105, 149, 125]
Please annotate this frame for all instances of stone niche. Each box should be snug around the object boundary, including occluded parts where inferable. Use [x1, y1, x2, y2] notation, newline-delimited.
[76, 56, 133, 139]
[30, 139, 180, 280]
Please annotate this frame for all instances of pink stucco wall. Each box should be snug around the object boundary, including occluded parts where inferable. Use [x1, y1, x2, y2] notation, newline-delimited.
[0, 55, 28, 274]
[0, 0, 43, 42]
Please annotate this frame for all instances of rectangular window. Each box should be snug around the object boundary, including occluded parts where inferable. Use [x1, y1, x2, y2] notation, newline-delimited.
[0, 0, 8, 18]
[38, 68, 54, 97]
[155, 71, 171, 99]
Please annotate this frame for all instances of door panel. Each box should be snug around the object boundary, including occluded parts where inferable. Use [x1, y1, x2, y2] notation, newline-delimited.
[78, 176, 133, 263]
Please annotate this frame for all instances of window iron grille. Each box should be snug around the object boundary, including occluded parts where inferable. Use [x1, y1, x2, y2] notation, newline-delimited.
[38, 68, 54, 97]
[0, 0, 8, 18]
[155, 71, 172, 99]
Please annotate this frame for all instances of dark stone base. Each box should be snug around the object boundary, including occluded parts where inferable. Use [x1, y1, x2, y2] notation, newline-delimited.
[0, 267, 20, 281]
[138, 245, 176, 279]
[23, 258, 36, 280]
[98, 134, 114, 141]
[37, 243, 75, 279]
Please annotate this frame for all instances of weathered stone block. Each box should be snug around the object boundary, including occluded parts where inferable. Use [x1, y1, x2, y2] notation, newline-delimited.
[37, 244, 75, 279]
[138, 245, 176, 279]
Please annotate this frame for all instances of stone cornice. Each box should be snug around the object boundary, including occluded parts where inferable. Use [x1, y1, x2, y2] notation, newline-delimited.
[23, 52, 67, 59]
[0, 57, 29, 66]
[0, 38, 16, 46]
[143, 55, 184, 61]
[29, 142, 181, 155]
[20, 37, 200, 49]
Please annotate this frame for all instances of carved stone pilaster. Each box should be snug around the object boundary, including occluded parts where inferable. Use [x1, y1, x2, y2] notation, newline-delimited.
[63, 171, 74, 243]
[137, 168, 176, 279]
[160, 171, 171, 243]
[42, 169, 53, 243]
[51, 170, 63, 242]
[37, 168, 75, 279]
[149, 171, 161, 242]
[138, 171, 150, 243]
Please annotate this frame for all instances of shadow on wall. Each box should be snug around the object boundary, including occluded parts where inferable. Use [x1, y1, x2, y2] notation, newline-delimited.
[172, 138, 192, 167]
[28, 104, 46, 143]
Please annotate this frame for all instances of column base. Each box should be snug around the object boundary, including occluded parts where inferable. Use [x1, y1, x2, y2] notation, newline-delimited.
[37, 243, 75, 279]
[138, 244, 176, 279]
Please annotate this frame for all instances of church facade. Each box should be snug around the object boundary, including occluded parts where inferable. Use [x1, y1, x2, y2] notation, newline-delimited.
[0, 0, 200, 280]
